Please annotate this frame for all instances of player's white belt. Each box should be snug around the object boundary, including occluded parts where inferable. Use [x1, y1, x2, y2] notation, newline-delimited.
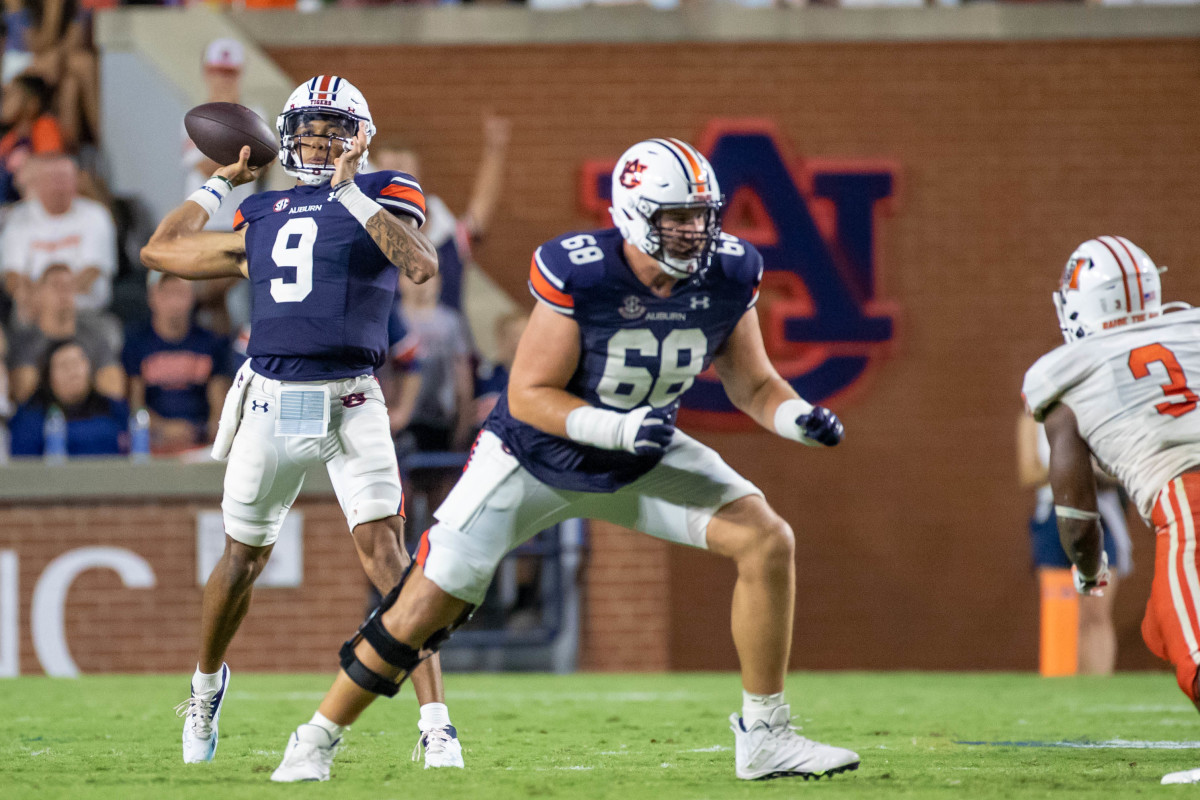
[211, 364, 376, 459]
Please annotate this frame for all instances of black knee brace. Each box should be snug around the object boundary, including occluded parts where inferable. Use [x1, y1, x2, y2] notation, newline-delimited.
[339, 614, 422, 698]
[339, 561, 420, 698]
[337, 562, 478, 697]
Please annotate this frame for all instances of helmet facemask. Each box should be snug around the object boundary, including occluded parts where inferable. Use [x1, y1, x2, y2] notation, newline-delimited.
[636, 197, 724, 279]
[279, 110, 361, 186]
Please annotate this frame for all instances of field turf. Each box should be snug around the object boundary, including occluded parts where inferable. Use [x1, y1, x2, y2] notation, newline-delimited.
[2, 671, 1198, 799]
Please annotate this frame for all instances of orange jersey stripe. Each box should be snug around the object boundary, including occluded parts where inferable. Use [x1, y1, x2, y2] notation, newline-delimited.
[380, 184, 426, 213]
[415, 528, 431, 567]
[233, 209, 246, 230]
[529, 255, 573, 308]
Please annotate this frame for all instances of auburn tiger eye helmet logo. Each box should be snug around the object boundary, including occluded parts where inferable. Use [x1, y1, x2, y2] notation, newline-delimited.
[619, 159, 647, 189]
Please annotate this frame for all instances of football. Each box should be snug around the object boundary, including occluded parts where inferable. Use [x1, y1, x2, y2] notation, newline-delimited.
[184, 102, 277, 169]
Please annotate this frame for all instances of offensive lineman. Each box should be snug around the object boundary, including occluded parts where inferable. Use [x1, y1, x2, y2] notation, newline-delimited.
[271, 137, 861, 782]
[1022, 236, 1200, 785]
[141, 76, 464, 769]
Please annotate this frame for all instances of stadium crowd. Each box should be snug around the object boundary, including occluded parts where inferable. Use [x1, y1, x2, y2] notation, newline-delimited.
[0, 26, 519, 466]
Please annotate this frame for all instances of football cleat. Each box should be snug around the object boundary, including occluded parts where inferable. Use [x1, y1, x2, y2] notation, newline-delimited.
[1163, 767, 1200, 784]
[412, 722, 464, 769]
[175, 663, 230, 764]
[730, 705, 860, 781]
[271, 724, 341, 782]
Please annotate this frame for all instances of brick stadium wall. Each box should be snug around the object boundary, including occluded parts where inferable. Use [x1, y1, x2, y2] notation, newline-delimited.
[7, 38, 1195, 677]
[265, 39, 1200, 673]
[1, 500, 365, 675]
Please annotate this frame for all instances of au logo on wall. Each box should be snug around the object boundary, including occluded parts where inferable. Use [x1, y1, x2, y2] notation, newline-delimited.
[581, 120, 898, 429]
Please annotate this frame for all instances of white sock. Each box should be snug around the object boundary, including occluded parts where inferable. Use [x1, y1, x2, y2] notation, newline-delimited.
[191, 664, 224, 696]
[309, 711, 347, 740]
[420, 702, 451, 730]
[742, 690, 786, 728]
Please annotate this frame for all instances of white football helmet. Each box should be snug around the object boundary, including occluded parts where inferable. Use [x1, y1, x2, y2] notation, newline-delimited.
[277, 76, 375, 185]
[609, 138, 724, 279]
[1054, 235, 1162, 342]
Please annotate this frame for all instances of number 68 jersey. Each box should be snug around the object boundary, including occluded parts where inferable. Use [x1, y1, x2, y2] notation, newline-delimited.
[1022, 308, 1200, 518]
[485, 227, 763, 493]
[234, 170, 426, 382]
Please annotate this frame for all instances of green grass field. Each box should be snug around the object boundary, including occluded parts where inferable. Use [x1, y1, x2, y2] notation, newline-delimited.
[3, 671, 1198, 799]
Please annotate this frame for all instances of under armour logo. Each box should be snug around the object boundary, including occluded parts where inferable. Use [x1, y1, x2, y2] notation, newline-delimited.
[341, 393, 366, 408]
[251, 400, 269, 412]
[690, 295, 711, 310]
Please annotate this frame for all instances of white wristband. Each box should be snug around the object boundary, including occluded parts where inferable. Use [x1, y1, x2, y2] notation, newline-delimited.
[773, 398, 815, 443]
[334, 181, 383, 227]
[1055, 505, 1101, 521]
[187, 177, 232, 217]
[566, 406, 648, 453]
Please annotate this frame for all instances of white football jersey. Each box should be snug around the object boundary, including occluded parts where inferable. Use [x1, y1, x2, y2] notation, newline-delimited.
[1023, 308, 1200, 518]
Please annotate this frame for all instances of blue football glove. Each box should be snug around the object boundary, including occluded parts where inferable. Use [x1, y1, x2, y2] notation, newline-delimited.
[629, 408, 675, 456]
[797, 406, 844, 447]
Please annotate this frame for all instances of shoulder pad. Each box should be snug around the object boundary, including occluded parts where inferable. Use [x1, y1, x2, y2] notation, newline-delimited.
[527, 229, 618, 315]
[1022, 344, 1092, 421]
[360, 170, 426, 227]
[233, 192, 280, 230]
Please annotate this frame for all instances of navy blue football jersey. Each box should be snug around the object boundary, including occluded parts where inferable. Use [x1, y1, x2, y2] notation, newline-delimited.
[234, 170, 426, 381]
[485, 227, 762, 492]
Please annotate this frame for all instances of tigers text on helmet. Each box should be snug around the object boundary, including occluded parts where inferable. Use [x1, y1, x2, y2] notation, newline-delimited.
[609, 138, 724, 279]
[277, 75, 376, 186]
[1054, 235, 1162, 342]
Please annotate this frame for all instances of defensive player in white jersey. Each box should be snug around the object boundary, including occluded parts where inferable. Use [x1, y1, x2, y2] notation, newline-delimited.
[271, 138, 861, 783]
[1022, 235, 1200, 785]
[142, 77, 464, 769]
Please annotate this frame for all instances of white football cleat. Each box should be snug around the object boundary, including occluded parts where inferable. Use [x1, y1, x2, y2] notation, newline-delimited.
[412, 722, 464, 768]
[730, 705, 860, 781]
[175, 663, 229, 764]
[271, 724, 341, 782]
[1163, 767, 1200, 784]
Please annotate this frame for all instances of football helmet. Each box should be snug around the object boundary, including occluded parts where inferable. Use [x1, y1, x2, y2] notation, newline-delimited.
[609, 138, 724, 279]
[1054, 235, 1162, 342]
[277, 76, 375, 185]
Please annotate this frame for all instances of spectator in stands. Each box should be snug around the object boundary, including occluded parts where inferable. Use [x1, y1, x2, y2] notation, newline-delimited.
[122, 272, 231, 454]
[395, 272, 474, 540]
[0, 323, 12, 459]
[399, 271, 475, 453]
[8, 337, 127, 456]
[0, 73, 63, 203]
[181, 37, 260, 335]
[3, 0, 33, 85]
[384, 301, 422, 436]
[7, 262, 122, 401]
[1, 153, 116, 331]
[473, 309, 528, 427]
[372, 113, 510, 310]
[23, 0, 99, 151]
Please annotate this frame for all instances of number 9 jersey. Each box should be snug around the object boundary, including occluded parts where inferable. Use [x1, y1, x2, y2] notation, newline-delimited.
[1022, 307, 1200, 519]
[486, 226, 763, 493]
[234, 170, 426, 382]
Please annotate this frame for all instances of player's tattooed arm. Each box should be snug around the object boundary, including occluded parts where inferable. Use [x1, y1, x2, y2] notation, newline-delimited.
[365, 213, 438, 284]
[333, 123, 438, 282]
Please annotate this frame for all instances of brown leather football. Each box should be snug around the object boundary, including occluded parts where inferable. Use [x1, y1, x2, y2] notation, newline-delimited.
[184, 102, 277, 169]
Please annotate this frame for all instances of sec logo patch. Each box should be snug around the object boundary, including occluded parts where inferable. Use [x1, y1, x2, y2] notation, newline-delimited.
[274, 198, 290, 212]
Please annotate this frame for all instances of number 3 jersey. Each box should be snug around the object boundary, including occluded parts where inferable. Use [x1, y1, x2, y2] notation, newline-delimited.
[486, 227, 763, 493]
[1022, 308, 1200, 518]
[234, 170, 426, 381]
